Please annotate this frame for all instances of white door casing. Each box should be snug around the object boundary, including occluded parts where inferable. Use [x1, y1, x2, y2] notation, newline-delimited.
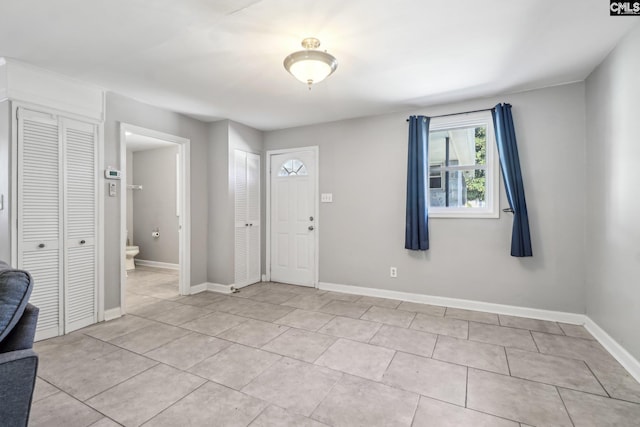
[269, 149, 317, 287]
[119, 123, 191, 313]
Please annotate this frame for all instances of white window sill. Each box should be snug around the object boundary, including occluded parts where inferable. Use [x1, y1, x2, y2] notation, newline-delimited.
[429, 210, 500, 219]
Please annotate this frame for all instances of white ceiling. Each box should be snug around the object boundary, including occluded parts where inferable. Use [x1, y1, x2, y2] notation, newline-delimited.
[0, 0, 636, 130]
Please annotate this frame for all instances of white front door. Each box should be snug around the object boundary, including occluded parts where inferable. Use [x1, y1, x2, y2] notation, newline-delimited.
[270, 150, 317, 287]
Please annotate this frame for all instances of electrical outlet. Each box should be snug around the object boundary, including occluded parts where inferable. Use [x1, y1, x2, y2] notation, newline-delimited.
[390, 267, 397, 278]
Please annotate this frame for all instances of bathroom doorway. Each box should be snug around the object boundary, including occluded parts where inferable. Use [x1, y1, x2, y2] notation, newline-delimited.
[119, 123, 191, 313]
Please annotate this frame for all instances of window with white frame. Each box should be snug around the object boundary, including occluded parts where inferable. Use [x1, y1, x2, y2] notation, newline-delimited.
[428, 111, 499, 218]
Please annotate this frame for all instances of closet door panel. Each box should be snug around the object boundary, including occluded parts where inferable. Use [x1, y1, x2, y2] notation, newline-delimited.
[234, 227, 248, 285]
[17, 109, 63, 340]
[234, 150, 247, 226]
[248, 224, 260, 283]
[65, 245, 96, 329]
[63, 119, 97, 332]
[22, 248, 60, 339]
[246, 153, 260, 226]
[234, 150, 248, 285]
[246, 152, 261, 284]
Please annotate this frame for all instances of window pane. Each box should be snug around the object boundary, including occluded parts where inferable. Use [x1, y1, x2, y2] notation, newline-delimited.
[278, 159, 308, 177]
[463, 169, 486, 207]
[429, 125, 487, 167]
[429, 169, 487, 208]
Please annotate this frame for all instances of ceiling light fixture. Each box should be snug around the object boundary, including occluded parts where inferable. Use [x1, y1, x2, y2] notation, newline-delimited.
[283, 37, 338, 90]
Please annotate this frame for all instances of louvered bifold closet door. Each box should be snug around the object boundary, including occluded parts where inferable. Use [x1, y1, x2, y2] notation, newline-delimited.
[17, 109, 63, 340]
[246, 152, 261, 284]
[63, 118, 97, 332]
[234, 150, 248, 286]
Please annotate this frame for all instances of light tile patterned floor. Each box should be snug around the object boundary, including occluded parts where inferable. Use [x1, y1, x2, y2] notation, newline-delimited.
[30, 267, 640, 426]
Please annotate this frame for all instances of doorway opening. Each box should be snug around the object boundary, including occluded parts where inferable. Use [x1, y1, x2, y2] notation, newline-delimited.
[119, 124, 190, 313]
[266, 147, 319, 287]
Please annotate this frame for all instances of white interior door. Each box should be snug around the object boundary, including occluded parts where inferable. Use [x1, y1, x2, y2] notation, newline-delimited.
[270, 150, 317, 287]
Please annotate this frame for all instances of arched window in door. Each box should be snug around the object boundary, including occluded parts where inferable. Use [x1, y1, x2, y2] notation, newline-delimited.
[277, 159, 308, 177]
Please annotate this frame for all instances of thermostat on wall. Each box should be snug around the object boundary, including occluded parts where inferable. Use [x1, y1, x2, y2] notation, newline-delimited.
[105, 168, 121, 180]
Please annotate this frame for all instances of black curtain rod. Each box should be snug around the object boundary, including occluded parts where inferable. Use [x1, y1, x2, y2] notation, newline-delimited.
[405, 107, 494, 122]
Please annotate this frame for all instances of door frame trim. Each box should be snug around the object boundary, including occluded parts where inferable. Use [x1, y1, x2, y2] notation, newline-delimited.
[118, 123, 191, 314]
[265, 146, 319, 287]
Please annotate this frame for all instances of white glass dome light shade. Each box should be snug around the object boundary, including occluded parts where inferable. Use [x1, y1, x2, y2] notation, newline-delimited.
[283, 39, 338, 88]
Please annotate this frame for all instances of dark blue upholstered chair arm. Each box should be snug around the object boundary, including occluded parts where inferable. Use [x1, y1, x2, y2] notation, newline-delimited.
[0, 304, 39, 354]
[0, 349, 39, 427]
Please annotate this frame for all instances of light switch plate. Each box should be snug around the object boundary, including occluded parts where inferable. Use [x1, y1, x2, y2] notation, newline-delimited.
[321, 193, 333, 203]
[109, 182, 117, 197]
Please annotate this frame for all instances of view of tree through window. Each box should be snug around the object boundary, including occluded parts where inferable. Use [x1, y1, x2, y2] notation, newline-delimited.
[465, 126, 486, 204]
[429, 124, 488, 209]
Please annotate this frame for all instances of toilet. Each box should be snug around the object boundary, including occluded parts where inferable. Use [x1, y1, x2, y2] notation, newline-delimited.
[125, 245, 140, 271]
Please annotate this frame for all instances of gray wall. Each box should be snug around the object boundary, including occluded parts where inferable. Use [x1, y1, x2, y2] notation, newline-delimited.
[264, 83, 587, 313]
[126, 149, 133, 245]
[207, 120, 264, 285]
[207, 121, 233, 284]
[0, 100, 10, 262]
[132, 145, 179, 264]
[585, 24, 640, 360]
[104, 92, 209, 309]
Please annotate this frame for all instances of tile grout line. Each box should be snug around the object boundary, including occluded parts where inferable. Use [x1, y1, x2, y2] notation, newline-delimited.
[504, 346, 512, 376]
[379, 348, 398, 380]
[138, 380, 210, 426]
[33, 376, 63, 402]
[555, 386, 577, 427]
[81, 361, 162, 403]
[415, 390, 526, 425]
[530, 330, 541, 353]
[88, 416, 122, 426]
[244, 402, 270, 426]
[583, 360, 612, 398]
[431, 334, 441, 358]
[34, 376, 126, 424]
[408, 394, 421, 427]
[428, 348, 627, 401]
[464, 367, 469, 408]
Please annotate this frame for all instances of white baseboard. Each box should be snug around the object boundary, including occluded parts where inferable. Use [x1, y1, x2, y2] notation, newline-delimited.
[318, 282, 585, 324]
[193, 282, 236, 294]
[583, 317, 640, 383]
[318, 281, 640, 383]
[209, 282, 236, 293]
[189, 283, 208, 295]
[134, 259, 179, 270]
[104, 307, 122, 321]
